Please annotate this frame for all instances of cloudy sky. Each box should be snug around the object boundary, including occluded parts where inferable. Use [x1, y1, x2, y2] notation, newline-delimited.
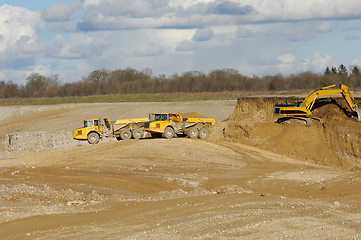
[1, 0, 361, 85]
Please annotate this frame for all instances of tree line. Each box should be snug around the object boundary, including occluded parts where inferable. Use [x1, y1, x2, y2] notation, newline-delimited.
[1, 65, 361, 99]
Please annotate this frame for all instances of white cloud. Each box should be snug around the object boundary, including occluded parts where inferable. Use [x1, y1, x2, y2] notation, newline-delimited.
[76, 62, 92, 73]
[236, 26, 254, 38]
[28, 64, 52, 76]
[0, 64, 51, 85]
[0, 69, 27, 84]
[41, 0, 82, 22]
[176, 40, 194, 52]
[0, 4, 42, 52]
[48, 31, 118, 60]
[277, 53, 296, 73]
[51, 44, 82, 59]
[74, 0, 361, 31]
[345, 22, 361, 31]
[344, 33, 361, 40]
[248, 0, 361, 22]
[282, 27, 314, 41]
[132, 44, 165, 57]
[316, 21, 336, 33]
[278, 53, 296, 64]
[59, 62, 92, 83]
[50, 34, 81, 58]
[303, 51, 334, 73]
[16, 36, 47, 54]
[0, 4, 46, 75]
[192, 28, 214, 41]
[50, 34, 66, 47]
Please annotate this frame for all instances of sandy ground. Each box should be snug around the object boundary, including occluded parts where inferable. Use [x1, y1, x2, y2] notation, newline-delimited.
[0, 99, 361, 239]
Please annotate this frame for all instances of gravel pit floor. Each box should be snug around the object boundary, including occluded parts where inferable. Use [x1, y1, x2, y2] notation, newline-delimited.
[0, 100, 360, 239]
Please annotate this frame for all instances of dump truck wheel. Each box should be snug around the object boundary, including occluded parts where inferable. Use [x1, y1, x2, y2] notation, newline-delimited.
[120, 129, 131, 140]
[163, 127, 174, 139]
[132, 129, 142, 139]
[87, 132, 100, 144]
[187, 127, 198, 138]
[198, 128, 209, 139]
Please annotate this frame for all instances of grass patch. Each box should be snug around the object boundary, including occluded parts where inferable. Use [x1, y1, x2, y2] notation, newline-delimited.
[0, 90, 309, 106]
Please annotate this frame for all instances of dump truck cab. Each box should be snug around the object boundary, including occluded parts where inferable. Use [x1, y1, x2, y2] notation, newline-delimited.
[73, 118, 103, 144]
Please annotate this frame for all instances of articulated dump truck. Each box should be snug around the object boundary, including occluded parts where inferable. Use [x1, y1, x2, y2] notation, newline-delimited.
[73, 117, 149, 144]
[143, 113, 215, 139]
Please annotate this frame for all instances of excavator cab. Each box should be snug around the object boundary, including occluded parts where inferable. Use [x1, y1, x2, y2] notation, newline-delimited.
[274, 101, 309, 117]
[274, 101, 301, 107]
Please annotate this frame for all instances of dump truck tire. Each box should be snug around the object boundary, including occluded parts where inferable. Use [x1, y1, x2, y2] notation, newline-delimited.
[187, 127, 198, 138]
[87, 132, 100, 144]
[198, 128, 209, 139]
[120, 129, 131, 140]
[163, 127, 174, 139]
[132, 129, 142, 139]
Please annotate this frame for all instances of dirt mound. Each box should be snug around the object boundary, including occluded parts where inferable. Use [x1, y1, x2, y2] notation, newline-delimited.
[312, 97, 356, 121]
[225, 97, 304, 123]
[224, 97, 361, 170]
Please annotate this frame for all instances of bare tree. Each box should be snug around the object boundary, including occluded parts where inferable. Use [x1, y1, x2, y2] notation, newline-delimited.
[26, 73, 48, 91]
[83, 68, 111, 82]
[46, 74, 62, 86]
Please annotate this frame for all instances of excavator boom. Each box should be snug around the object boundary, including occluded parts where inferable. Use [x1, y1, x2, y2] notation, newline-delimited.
[301, 84, 357, 110]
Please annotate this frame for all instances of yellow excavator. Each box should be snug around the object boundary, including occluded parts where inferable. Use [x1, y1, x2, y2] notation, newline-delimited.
[274, 84, 361, 123]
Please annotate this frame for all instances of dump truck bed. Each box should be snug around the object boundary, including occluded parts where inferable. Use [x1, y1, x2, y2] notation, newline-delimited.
[104, 117, 149, 130]
[182, 117, 215, 124]
[111, 118, 149, 125]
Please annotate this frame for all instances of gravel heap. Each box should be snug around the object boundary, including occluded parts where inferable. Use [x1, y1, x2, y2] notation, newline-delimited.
[4, 131, 88, 158]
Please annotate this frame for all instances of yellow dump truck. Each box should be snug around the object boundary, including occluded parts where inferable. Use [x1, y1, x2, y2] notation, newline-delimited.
[73, 117, 149, 144]
[143, 113, 215, 139]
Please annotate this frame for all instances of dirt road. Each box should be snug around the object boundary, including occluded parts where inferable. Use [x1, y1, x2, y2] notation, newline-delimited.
[0, 99, 360, 239]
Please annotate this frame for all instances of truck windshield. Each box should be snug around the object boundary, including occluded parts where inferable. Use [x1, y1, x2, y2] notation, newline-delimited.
[84, 120, 93, 127]
[154, 114, 167, 121]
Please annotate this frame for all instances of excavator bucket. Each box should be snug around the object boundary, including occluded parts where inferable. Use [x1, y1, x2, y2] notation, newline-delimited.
[354, 109, 361, 121]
